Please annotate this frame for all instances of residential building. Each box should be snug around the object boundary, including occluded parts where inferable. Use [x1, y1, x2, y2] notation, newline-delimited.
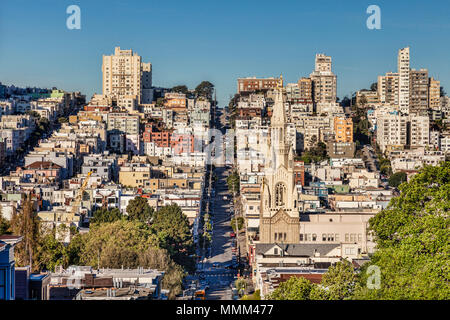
[102, 47, 152, 104]
[398, 47, 410, 114]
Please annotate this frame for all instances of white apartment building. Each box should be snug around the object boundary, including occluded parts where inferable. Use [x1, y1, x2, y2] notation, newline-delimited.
[377, 113, 430, 153]
[398, 47, 410, 114]
[102, 47, 152, 104]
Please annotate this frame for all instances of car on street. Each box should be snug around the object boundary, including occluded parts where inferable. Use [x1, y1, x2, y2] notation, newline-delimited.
[212, 263, 220, 268]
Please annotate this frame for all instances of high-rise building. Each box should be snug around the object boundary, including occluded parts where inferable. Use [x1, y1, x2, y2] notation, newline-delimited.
[297, 77, 313, 103]
[428, 77, 441, 110]
[102, 47, 152, 105]
[398, 47, 410, 114]
[409, 69, 429, 115]
[334, 117, 353, 143]
[378, 72, 399, 105]
[310, 54, 337, 104]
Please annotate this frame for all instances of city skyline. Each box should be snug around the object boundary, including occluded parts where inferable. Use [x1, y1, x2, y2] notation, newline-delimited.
[1, 0, 450, 105]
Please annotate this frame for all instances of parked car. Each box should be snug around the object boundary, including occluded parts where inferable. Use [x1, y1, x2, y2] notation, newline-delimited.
[230, 232, 236, 237]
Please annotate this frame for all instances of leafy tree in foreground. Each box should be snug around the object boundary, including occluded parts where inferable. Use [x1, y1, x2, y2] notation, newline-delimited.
[126, 196, 154, 222]
[267, 276, 313, 300]
[91, 208, 123, 224]
[320, 259, 357, 300]
[151, 204, 194, 272]
[354, 163, 450, 300]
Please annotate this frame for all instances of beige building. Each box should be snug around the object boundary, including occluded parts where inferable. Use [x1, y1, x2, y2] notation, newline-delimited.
[356, 90, 379, 106]
[378, 72, 399, 105]
[102, 47, 152, 105]
[428, 77, 441, 110]
[297, 77, 313, 102]
[309, 54, 337, 104]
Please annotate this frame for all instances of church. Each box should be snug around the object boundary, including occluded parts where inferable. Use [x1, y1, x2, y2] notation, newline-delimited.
[259, 76, 301, 244]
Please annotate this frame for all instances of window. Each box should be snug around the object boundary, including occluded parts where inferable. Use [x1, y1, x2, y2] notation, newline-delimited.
[328, 234, 334, 241]
[275, 183, 286, 207]
[312, 234, 317, 241]
[358, 234, 363, 242]
[274, 248, 278, 255]
[335, 234, 340, 242]
[274, 233, 277, 241]
[322, 234, 327, 241]
[345, 233, 349, 242]
[300, 234, 304, 241]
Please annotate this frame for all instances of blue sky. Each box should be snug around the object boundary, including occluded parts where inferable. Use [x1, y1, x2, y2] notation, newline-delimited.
[1, 0, 450, 105]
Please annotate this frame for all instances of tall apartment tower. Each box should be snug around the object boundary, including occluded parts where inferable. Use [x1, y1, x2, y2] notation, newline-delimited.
[297, 77, 313, 102]
[378, 72, 399, 105]
[409, 69, 429, 116]
[428, 78, 441, 110]
[398, 47, 410, 114]
[310, 54, 337, 104]
[102, 47, 152, 105]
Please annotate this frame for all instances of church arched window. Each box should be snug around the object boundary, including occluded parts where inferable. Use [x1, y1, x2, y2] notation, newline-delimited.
[275, 182, 286, 207]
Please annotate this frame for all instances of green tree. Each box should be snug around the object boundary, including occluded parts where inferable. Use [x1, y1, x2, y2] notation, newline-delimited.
[151, 204, 194, 271]
[388, 172, 407, 188]
[0, 208, 10, 234]
[10, 194, 41, 271]
[91, 208, 123, 224]
[226, 171, 240, 194]
[321, 260, 358, 300]
[230, 217, 244, 232]
[354, 163, 450, 300]
[36, 232, 67, 272]
[126, 197, 154, 222]
[267, 276, 313, 300]
[78, 220, 184, 298]
[172, 85, 189, 95]
[194, 81, 214, 99]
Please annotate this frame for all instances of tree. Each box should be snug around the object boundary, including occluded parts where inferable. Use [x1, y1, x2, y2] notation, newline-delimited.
[321, 260, 358, 300]
[151, 204, 194, 272]
[194, 81, 214, 99]
[172, 85, 189, 95]
[300, 141, 329, 164]
[267, 276, 313, 300]
[78, 220, 184, 298]
[358, 94, 368, 108]
[388, 172, 407, 188]
[36, 232, 67, 272]
[126, 197, 154, 222]
[354, 163, 450, 300]
[226, 171, 240, 194]
[10, 194, 41, 271]
[230, 217, 244, 232]
[370, 82, 378, 91]
[91, 208, 123, 224]
[0, 208, 10, 235]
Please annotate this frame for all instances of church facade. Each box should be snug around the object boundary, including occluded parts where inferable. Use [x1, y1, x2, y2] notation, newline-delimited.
[259, 76, 301, 244]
